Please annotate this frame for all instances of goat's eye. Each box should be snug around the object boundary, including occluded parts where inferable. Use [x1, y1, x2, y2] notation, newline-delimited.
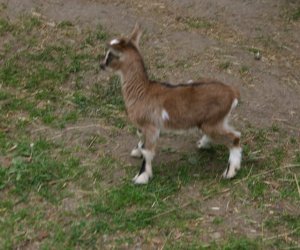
[105, 51, 119, 66]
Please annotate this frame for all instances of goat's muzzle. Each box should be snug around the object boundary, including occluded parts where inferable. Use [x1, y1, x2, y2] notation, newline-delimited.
[100, 62, 106, 70]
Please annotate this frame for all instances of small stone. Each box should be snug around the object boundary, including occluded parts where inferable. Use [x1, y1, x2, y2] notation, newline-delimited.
[254, 51, 262, 60]
[212, 232, 221, 239]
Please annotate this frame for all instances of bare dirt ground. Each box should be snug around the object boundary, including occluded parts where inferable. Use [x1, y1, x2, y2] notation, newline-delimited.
[3, 0, 300, 131]
[1, 0, 300, 249]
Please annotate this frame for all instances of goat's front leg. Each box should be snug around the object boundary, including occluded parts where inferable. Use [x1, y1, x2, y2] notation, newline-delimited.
[131, 129, 143, 158]
[133, 126, 159, 184]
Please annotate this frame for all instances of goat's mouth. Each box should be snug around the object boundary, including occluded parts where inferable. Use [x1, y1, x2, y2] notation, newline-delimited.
[100, 62, 106, 70]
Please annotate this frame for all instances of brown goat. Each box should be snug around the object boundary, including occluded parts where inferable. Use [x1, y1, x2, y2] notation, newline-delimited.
[100, 24, 242, 184]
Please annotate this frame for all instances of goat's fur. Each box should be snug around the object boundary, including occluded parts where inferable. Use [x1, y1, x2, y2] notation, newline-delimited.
[100, 24, 242, 184]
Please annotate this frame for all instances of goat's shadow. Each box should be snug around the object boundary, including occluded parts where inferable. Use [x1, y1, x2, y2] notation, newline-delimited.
[152, 145, 230, 183]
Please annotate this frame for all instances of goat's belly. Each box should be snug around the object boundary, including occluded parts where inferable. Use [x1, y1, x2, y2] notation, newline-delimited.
[163, 118, 199, 130]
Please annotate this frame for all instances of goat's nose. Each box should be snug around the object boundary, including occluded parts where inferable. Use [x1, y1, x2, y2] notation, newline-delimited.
[100, 63, 106, 70]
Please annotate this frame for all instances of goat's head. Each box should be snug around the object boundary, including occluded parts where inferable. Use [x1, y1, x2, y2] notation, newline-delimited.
[100, 23, 142, 71]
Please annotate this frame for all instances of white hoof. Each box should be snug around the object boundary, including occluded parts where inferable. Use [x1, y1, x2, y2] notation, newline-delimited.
[131, 148, 142, 158]
[133, 172, 151, 184]
[222, 166, 237, 179]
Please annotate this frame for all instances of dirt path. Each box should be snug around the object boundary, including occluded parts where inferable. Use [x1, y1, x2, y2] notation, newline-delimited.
[3, 0, 300, 133]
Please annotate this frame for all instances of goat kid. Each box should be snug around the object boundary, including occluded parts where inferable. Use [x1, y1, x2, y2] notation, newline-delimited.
[100, 24, 242, 184]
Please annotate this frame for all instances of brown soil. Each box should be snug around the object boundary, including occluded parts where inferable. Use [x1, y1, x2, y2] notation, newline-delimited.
[3, 0, 300, 131]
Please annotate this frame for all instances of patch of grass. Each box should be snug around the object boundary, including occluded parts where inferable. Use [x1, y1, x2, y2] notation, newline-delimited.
[0, 3, 7, 11]
[212, 217, 224, 225]
[222, 237, 260, 250]
[26, 64, 69, 89]
[219, 61, 231, 70]
[0, 59, 21, 86]
[73, 91, 91, 111]
[239, 65, 249, 74]
[271, 146, 286, 166]
[57, 20, 74, 28]
[0, 18, 13, 35]
[185, 17, 213, 29]
[0, 137, 83, 201]
[282, 214, 300, 235]
[265, 214, 300, 238]
[290, 7, 300, 21]
[89, 169, 185, 233]
[86, 135, 107, 152]
[255, 35, 281, 51]
[0, 91, 11, 101]
[22, 15, 42, 32]
[174, 59, 192, 69]
[82, 25, 109, 47]
[247, 177, 267, 199]
[96, 75, 124, 108]
[95, 24, 109, 41]
[248, 47, 260, 54]
[88, 75, 127, 127]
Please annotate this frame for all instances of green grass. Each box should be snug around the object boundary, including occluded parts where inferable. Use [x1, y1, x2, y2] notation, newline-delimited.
[57, 20, 74, 28]
[239, 65, 249, 74]
[248, 47, 261, 54]
[0, 137, 82, 201]
[184, 17, 213, 29]
[0, 17, 13, 35]
[0, 13, 299, 250]
[219, 61, 231, 70]
[290, 7, 300, 21]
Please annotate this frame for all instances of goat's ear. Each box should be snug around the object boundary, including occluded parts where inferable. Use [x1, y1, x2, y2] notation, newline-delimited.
[129, 23, 142, 48]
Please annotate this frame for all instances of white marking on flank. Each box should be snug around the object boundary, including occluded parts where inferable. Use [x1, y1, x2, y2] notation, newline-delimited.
[197, 135, 212, 149]
[162, 109, 170, 121]
[187, 80, 194, 84]
[110, 39, 120, 45]
[231, 98, 238, 110]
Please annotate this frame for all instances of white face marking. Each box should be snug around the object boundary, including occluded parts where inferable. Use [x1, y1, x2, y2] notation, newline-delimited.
[110, 39, 120, 45]
[103, 50, 110, 62]
[187, 80, 194, 84]
[162, 109, 170, 121]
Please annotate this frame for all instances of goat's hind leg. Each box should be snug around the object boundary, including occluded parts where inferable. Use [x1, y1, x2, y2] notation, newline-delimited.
[202, 124, 242, 179]
[224, 144, 242, 179]
[133, 126, 159, 184]
[131, 129, 143, 158]
[222, 127, 242, 179]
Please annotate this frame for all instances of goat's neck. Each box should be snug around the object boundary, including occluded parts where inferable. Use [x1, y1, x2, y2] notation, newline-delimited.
[120, 60, 149, 107]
